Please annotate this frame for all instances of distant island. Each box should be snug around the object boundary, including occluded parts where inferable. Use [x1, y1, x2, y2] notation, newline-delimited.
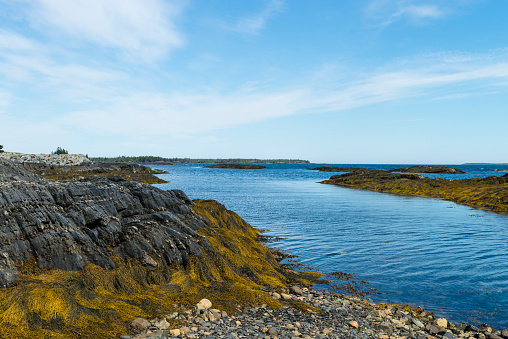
[204, 164, 266, 169]
[90, 156, 309, 164]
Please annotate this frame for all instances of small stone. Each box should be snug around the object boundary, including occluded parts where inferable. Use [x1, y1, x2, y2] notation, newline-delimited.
[272, 292, 281, 299]
[120, 336, 132, 339]
[435, 318, 448, 328]
[481, 326, 494, 333]
[489, 334, 503, 339]
[196, 298, 212, 310]
[290, 285, 304, 295]
[131, 317, 151, 331]
[349, 320, 359, 329]
[191, 326, 198, 332]
[152, 318, 170, 330]
[378, 335, 389, 339]
[501, 329, 508, 338]
[268, 328, 278, 335]
[169, 328, 181, 336]
[412, 319, 425, 328]
[167, 312, 178, 319]
[426, 324, 440, 335]
[280, 293, 292, 300]
[322, 328, 332, 335]
[236, 320, 242, 325]
[286, 324, 295, 330]
[221, 311, 228, 318]
[443, 332, 457, 339]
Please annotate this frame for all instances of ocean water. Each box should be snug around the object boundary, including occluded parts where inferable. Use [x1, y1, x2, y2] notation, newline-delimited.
[153, 164, 508, 329]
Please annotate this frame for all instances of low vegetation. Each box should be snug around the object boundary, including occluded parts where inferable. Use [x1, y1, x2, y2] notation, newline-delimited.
[52, 147, 69, 155]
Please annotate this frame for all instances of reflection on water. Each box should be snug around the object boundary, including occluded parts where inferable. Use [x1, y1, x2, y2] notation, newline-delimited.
[154, 164, 508, 329]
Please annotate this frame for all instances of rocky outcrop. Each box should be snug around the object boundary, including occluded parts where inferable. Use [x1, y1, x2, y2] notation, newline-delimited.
[321, 169, 508, 213]
[31, 162, 169, 184]
[0, 158, 301, 338]
[203, 164, 266, 169]
[0, 153, 91, 166]
[0, 158, 209, 288]
[389, 166, 467, 174]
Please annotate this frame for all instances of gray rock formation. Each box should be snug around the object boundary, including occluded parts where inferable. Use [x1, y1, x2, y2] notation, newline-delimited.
[0, 158, 211, 288]
[0, 153, 91, 166]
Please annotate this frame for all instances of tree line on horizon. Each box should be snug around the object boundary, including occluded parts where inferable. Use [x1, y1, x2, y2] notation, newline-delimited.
[89, 156, 310, 164]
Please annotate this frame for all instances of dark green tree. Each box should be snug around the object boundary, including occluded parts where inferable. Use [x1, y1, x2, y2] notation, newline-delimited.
[0, 145, 4, 153]
[52, 147, 69, 155]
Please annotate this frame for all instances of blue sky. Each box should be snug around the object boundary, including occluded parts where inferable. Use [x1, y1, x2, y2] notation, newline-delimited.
[1, 0, 507, 164]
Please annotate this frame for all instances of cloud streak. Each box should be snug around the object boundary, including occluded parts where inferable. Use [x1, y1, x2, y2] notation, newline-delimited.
[365, 0, 461, 27]
[227, 0, 285, 35]
[51, 52, 508, 137]
[29, 0, 184, 60]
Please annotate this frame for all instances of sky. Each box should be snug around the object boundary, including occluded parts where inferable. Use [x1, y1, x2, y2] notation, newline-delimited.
[1, 0, 507, 164]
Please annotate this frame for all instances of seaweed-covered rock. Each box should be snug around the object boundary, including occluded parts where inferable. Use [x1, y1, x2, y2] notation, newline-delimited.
[389, 166, 467, 174]
[0, 158, 209, 287]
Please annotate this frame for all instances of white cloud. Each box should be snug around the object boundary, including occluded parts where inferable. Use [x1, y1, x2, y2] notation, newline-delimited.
[0, 30, 39, 50]
[52, 52, 508, 137]
[58, 89, 308, 135]
[366, 0, 454, 27]
[0, 91, 9, 113]
[30, 0, 184, 59]
[227, 0, 285, 35]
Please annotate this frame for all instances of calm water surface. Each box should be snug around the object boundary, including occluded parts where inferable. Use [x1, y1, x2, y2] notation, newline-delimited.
[153, 164, 508, 328]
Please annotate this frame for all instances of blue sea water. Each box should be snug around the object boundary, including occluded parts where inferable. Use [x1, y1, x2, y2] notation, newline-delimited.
[152, 164, 508, 329]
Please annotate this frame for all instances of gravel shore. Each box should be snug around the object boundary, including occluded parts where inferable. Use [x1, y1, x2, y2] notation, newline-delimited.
[121, 286, 508, 339]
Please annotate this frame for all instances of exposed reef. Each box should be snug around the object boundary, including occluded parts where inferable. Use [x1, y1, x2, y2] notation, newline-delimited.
[309, 165, 466, 174]
[0, 159, 312, 338]
[388, 166, 467, 174]
[31, 162, 169, 184]
[321, 168, 508, 213]
[307, 166, 371, 172]
[203, 164, 266, 169]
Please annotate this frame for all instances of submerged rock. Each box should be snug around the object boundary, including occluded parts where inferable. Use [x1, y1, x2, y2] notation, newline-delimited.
[203, 164, 266, 169]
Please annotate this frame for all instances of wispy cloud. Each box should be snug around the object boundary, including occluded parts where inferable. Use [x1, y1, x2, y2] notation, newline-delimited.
[226, 0, 285, 35]
[27, 0, 185, 60]
[48, 50, 508, 137]
[365, 0, 459, 27]
[0, 91, 9, 113]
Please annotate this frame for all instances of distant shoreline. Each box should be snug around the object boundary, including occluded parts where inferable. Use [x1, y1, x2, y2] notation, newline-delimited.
[90, 156, 310, 165]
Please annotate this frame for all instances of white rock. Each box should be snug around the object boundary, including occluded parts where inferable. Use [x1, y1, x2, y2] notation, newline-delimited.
[196, 298, 212, 310]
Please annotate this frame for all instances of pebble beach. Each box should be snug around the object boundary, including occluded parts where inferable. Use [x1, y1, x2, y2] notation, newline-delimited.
[123, 286, 508, 339]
